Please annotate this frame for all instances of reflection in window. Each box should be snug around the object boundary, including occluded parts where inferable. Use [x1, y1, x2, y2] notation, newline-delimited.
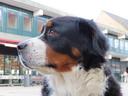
[108, 37, 113, 47]
[23, 15, 32, 32]
[114, 39, 119, 49]
[0, 8, 2, 26]
[7, 11, 17, 29]
[37, 19, 43, 32]
[111, 58, 121, 73]
[11, 56, 19, 75]
[120, 40, 124, 50]
[4, 55, 11, 75]
[125, 40, 128, 51]
[0, 55, 4, 75]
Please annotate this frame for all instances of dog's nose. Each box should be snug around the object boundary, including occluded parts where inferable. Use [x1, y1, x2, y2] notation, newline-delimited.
[17, 43, 27, 50]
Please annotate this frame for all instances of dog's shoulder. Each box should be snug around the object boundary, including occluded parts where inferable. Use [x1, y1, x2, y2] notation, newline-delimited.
[104, 66, 122, 96]
[41, 67, 122, 96]
[42, 75, 53, 96]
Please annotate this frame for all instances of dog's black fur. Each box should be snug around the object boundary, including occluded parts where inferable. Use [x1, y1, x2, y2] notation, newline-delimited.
[40, 16, 122, 96]
[40, 17, 108, 69]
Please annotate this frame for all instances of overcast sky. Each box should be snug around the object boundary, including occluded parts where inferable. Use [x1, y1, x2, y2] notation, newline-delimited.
[31, 0, 128, 20]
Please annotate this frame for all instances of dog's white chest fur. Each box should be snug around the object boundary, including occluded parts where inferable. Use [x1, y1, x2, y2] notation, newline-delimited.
[44, 66, 107, 96]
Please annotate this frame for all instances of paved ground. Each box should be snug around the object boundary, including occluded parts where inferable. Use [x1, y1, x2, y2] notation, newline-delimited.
[0, 83, 127, 96]
[0, 86, 42, 96]
[121, 83, 128, 96]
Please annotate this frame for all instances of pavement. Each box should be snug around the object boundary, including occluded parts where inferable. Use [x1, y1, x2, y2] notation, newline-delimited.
[0, 86, 42, 96]
[121, 83, 128, 96]
[0, 83, 127, 96]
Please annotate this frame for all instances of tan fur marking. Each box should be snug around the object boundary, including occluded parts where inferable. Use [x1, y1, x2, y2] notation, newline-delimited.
[72, 47, 80, 57]
[46, 46, 78, 72]
[46, 21, 53, 28]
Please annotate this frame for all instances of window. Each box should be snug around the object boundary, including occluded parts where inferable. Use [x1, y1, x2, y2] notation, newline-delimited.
[23, 15, 32, 32]
[108, 37, 113, 47]
[0, 8, 2, 26]
[0, 55, 4, 75]
[125, 40, 128, 51]
[4, 55, 11, 75]
[11, 56, 20, 75]
[114, 39, 119, 49]
[37, 19, 44, 32]
[111, 58, 121, 73]
[7, 11, 17, 29]
[3, 55, 20, 75]
[120, 40, 125, 50]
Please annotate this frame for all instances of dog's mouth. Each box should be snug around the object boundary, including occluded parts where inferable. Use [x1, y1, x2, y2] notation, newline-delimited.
[18, 50, 46, 69]
[18, 51, 58, 74]
[18, 52, 33, 69]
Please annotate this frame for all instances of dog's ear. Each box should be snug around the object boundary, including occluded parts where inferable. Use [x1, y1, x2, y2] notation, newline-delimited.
[78, 19, 109, 69]
[79, 19, 95, 39]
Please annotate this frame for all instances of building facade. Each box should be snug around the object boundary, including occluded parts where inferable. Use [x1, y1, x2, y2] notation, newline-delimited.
[0, 0, 68, 86]
[96, 11, 128, 81]
[0, 0, 127, 86]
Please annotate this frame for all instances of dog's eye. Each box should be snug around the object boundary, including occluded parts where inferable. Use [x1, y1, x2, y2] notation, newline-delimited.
[47, 29, 58, 37]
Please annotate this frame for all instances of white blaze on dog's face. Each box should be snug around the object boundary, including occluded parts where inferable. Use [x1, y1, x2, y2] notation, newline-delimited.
[18, 38, 47, 68]
[17, 18, 81, 74]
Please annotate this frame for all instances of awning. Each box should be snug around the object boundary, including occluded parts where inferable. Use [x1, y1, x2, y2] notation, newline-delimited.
[0, 38, 20, 44]
[0, 44, 18, 55]
[0, 38, 20, 48]
[0, 42, 17, 48]
[0, 38, 20, 55]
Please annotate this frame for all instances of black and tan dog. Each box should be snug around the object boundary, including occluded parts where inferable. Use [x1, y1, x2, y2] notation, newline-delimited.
[17, 16, 122, 96]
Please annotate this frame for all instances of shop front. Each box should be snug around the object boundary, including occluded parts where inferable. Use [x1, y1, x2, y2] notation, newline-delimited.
[0, 38, 24, 86]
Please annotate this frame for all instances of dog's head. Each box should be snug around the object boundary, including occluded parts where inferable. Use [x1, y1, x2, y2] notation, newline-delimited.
[17, 16, 109, 73]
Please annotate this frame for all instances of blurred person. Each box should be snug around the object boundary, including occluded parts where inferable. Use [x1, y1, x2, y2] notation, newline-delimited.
[122, 67, 128, 83]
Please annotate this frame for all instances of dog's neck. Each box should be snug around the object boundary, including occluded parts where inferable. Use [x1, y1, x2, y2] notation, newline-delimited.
[45, 66, 107, 96]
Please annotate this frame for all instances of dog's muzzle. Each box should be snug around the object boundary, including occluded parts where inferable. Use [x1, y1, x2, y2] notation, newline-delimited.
[17, 38, 47, 69]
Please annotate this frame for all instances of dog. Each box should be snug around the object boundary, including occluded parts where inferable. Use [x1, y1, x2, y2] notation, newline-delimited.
[17, 16, 122, 96]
